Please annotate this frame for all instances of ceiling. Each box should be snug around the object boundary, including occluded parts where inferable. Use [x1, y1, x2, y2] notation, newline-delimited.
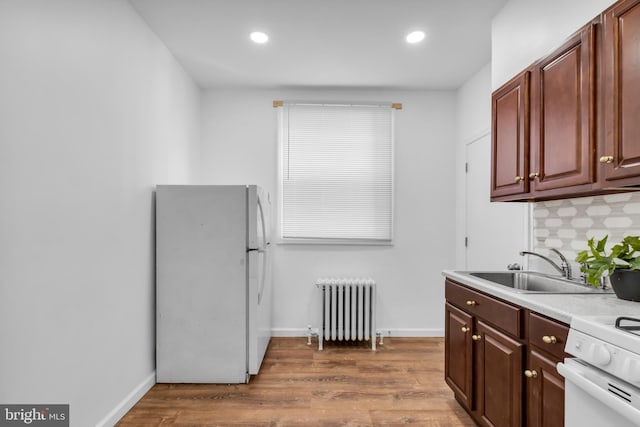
[130, 0, 508, 90]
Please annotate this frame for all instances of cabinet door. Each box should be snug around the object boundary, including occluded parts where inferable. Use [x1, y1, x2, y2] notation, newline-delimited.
[445, 303, 474, 409]
[602, 0, 640, 184]
[530, 23, 595, 192]
[525, 348, 565, 427]
[476, 320, 524, 427]
[491, 71, 530, 200]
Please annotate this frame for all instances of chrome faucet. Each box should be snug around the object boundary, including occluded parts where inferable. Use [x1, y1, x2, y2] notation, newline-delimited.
[520, 248, 572, 280]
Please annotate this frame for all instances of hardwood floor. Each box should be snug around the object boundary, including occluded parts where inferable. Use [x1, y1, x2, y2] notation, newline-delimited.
[117, 337, 475, 426]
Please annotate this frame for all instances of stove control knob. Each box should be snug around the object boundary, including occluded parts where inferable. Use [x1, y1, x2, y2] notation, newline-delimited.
[590, 343, 612, 366]
[623, 359, 640, 384]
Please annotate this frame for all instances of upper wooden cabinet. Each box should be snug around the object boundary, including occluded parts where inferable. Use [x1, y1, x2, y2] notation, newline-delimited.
[491, 71, 530, 199]
[602, 0, 640, 185]
[491, 22, 597, 202]
[491, 0, 640, 202]
[530, 23, 596, 194]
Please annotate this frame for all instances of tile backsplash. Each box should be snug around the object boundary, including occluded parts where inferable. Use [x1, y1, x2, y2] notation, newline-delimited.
[531, 191, 640, 276]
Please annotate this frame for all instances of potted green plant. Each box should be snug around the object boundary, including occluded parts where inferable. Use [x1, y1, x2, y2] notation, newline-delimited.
[576, 235, 640, 301]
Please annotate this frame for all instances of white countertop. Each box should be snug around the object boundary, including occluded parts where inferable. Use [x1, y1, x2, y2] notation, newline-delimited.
[443, 270, 640, 325]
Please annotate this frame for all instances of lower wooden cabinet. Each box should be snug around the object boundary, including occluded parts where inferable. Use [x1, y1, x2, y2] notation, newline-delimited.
[525, 312, 569, 427]
[445, 302, 474, 409]
[526, 348, 565, 427]
[444, 279, 567, 427]
[476, 320, 524, 427]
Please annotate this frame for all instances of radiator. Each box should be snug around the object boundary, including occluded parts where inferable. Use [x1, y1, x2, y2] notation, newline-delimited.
[315, 278, 377, 351]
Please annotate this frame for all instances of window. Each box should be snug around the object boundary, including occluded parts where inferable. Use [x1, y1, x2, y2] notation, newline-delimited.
[278, 102, 395, 243]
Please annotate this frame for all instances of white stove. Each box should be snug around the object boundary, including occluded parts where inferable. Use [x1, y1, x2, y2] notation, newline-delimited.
[558, 314, 640, 427]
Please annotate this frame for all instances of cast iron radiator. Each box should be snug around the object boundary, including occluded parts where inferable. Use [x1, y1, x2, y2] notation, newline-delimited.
[315, 277, 377, 351]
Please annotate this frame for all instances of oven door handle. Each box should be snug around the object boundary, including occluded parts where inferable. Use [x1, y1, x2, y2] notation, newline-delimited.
[557, 361, 640, 426]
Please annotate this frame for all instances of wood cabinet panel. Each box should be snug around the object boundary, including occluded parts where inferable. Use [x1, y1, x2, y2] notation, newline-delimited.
[602, 0, 640, 184]
[445, 302, 474, 409]
[528, 312, 569, 360]
[491, 71, 530, 199]
[445, 279, 522, 337]
[444, 281, 568, 426]
[476, 320, 524, 427]
[490, 0, 640, 200]
[530, 23, 596, 193]
[526, 348, 565, 427]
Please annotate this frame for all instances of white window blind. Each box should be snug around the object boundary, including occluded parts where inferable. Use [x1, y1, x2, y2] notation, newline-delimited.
[279, 102, 394, 243]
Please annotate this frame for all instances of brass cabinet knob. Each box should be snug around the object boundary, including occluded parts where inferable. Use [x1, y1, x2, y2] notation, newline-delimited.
[542, 335, 557, 344]
[524, 369, 538, 378]
[514, 175, 524, 182]
[600, 155, 614, 164]
[471, 334, 482, 341]
[461, 326, 470, 333]
[529, 172, 540, 179]
[466, 300, 477, 306]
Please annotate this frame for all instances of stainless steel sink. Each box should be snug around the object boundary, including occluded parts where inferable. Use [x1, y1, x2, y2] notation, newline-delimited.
[466, 271, 614, 294]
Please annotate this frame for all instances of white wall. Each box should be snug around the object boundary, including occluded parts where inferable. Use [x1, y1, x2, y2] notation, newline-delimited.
[0, 1, 200, 425]
[455, 64, 492, 268]
[492, 0, 617, 89]
[454, 63, 527, 270]
[456, 63, 492, 144]
[201, 88, 457, 336]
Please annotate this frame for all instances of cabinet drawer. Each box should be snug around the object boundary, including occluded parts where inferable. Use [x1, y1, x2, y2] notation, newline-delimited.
[528, 312, 569, 360]
[445, 279, 522, 337]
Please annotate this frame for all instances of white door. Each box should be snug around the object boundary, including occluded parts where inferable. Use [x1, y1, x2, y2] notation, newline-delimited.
[465, 134, 526, 270]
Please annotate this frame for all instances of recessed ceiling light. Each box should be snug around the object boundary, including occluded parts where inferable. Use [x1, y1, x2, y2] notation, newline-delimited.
[406, 30, 426, 44]
[250, 31, 269, 44]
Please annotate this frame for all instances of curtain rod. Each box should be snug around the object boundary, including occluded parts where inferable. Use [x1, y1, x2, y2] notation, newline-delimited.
[273, 100, 402, 110]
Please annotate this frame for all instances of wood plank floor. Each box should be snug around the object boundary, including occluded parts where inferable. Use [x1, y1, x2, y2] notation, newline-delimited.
[117, 337, 475, 426]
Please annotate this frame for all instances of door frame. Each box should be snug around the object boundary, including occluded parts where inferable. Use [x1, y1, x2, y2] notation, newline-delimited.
[462, 130, 531, 269]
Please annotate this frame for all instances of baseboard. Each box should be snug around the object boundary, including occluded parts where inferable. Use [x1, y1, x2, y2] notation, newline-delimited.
[96, 371, 156, 427]
[271, 328, 310, 337]
[381, 328, 444, 337]
[271, 328, 444, 338]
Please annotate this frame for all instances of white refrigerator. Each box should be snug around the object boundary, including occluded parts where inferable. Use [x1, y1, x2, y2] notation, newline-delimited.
[155, 185, 272, 383]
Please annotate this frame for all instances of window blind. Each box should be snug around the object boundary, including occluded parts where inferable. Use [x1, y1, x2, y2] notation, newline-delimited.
[280, 103, 394, 242]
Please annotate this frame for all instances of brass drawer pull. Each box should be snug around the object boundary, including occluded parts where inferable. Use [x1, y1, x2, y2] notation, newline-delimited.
[472, 334, 482, 341]
[529, 172, 539, 179]
[542, 335, 557, 344]
[461, 326, 470, 333]
[515, 175, 524, 182]
[524, 369, 538, 378]
[599, 155, 614, 164]
[466, 300, 477, 306]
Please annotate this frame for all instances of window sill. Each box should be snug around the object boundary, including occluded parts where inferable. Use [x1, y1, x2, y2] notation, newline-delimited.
[276, 238, 394, 246]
